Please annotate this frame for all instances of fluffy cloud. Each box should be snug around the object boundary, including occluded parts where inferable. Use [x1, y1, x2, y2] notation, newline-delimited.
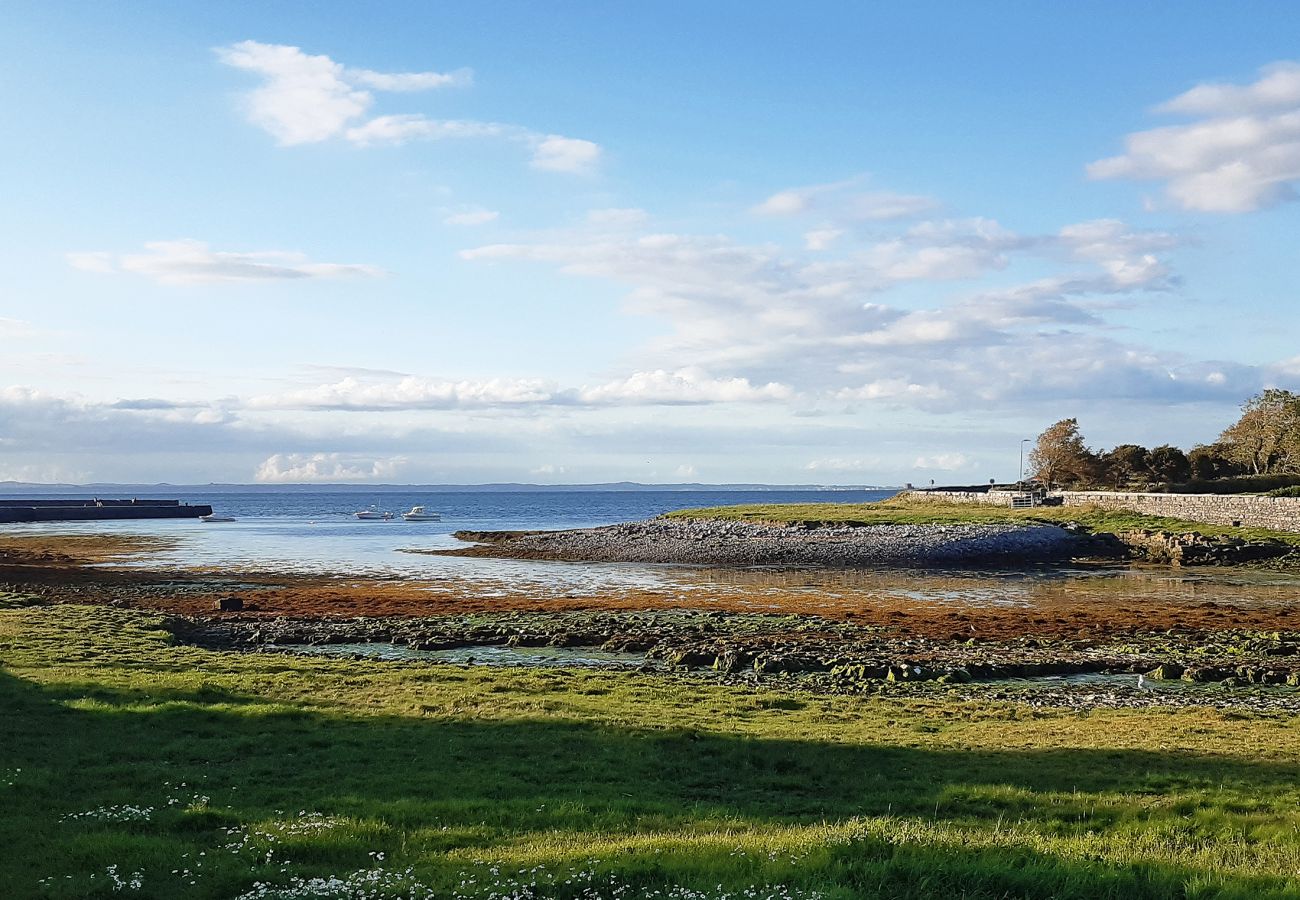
[458, 212, 1272, 412]
[250, 376, 560, 411]
[803, 228, 844, 251]
[249, 369, 792, 411]
[576, 368, 792, 405]
[254, 452, 405, 483]
[216, 40, 600, 173]
[215, 40, 467, 145]
[1089, 60, 1300, 212]
[530, 136, 602, 173]
[67, 240, 384, 285]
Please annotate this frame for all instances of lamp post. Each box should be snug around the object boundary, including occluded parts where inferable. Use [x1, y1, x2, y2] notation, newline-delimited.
[1019, 438, 1030, 487]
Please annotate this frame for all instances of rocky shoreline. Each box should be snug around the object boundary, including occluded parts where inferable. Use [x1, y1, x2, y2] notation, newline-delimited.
[173, 609, 1300, 711]
[429, 519, 1104, 567]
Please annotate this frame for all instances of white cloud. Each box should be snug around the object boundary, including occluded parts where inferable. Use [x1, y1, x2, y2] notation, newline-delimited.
[251, 376, 559, 411]
[1056, 219, 1180, 287]
[71, 240, 384, 285]
[530, 135, 602, 173]
[459, 212, 1237, 412]
[753, 188, 813, 216]
[216, 40, 600, 171]
[845, 192, 941, 221]
[249, 368, 792, 411]
[673, 464, 698, 478]
[835, 380, 949, 402]
[803, 228, 843, 251]
[753, 178, 938, 221]
[346, 67, 471, 92]
[1158, 61, 1300, 116]
[216, 40, 381, 145]
[913, 453, 970, 470]
[345, 115, 508, 147]
[805, 457, 882, 473]
[443, 208, 499, 226]
[577, 368, 792, 405]
[254, 452, 405, 483]
[1089, 60, 1300, 212]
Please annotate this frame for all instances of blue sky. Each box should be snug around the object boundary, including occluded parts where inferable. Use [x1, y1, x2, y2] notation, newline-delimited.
[2, 2, 1298, 484]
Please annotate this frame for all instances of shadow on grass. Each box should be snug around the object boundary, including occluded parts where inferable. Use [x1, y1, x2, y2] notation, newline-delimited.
[2, 666, 1296, 899]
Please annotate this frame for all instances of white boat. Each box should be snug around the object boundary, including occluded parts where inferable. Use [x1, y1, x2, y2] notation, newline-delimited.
[402, 505, 442, 521]
[355, 507, 394, 520]
[200, 514, 237, 523]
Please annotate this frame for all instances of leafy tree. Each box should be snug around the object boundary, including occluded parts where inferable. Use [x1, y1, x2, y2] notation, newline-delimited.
[1187, 443, 1240, 481]
[1146, 444, 1191, 484]
[1218, 389, 1300, 475]
[1100, 444, 1150, 489]
[1029, 419, 1097, 487]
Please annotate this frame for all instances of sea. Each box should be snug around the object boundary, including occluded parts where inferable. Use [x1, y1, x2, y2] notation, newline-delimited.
[0, 488, 895, 579]
[5, 487, 1297, 608]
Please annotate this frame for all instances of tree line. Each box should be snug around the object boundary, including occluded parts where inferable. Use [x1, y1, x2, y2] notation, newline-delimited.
[1028, 389, 1300, 490]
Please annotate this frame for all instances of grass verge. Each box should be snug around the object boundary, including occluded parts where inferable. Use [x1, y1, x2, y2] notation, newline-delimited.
[3, 603, 1300, 898]
[663, 498, 1300, 547]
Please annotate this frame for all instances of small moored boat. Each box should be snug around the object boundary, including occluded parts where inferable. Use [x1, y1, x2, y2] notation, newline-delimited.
[402, 505, 442, 521]
[200, 514, 237, 523]
[355, 507, 394, 520]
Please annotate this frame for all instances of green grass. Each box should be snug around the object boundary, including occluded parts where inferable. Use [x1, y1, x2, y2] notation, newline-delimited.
[4, 604, 1300, 898]
[663, 498, 1300, 547]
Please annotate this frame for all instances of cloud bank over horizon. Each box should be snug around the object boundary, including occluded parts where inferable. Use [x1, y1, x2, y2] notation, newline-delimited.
[4, 19, 1299, 485]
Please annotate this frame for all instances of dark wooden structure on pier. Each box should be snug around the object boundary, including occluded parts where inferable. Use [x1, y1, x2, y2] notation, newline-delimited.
[0, 498, 212, 523]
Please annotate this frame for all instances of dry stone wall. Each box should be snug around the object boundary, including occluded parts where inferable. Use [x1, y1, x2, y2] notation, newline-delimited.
[901, 489, 1300, 533]
[1057, 491, 1300, 532]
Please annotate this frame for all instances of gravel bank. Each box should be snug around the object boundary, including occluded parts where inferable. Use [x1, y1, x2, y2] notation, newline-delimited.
[437, 518, 1094, 567]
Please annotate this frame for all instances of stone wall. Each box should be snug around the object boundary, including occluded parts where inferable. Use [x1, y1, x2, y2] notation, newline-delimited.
[902, 489, 1300, 533]
[1056, 491, 1300, 532]
[901, 489, 1023, 505]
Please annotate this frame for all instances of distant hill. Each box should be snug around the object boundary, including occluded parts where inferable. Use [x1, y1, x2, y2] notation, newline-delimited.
[0, 481, 898, 495]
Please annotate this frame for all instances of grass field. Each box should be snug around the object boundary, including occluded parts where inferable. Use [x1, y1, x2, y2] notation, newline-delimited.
[663, 497, 1300, 548]
[4, 601, 1300, 899]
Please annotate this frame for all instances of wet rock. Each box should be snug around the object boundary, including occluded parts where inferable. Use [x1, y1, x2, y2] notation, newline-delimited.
[1183, 666, 1231, 683]
[1146, 663, 1185, 681]
[215, 596, 243, 611]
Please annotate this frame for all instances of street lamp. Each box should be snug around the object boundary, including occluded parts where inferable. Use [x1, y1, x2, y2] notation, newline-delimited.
[1019, 438, 1031, 487]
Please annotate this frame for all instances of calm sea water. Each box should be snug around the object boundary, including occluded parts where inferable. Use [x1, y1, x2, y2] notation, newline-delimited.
[0, 489, 894, 580]
[6, 488, 1297, 607]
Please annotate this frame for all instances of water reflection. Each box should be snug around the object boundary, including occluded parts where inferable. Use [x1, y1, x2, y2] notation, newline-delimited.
[6, 515, 1300, 613]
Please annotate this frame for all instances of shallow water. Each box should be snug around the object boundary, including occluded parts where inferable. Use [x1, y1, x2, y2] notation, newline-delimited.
[5, 488, 1300, 612]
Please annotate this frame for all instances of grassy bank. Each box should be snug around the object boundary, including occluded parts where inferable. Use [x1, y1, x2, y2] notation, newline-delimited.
[3, 602, 1300, 898]
[664, 498, 1300, 547]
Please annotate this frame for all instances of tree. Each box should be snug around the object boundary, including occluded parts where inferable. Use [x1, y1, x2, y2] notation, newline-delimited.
[1187, 443, 1240, 481]
[1101, 444, 1150, 489]
[1029, 419, 1097, 487]
[1146, 444, 1191, 484]
[1218, 389, 1300, 475]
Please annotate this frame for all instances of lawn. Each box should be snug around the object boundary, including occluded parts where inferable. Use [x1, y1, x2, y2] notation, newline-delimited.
[3, 601, 1300, 899]
[663, 497, 1300, 547]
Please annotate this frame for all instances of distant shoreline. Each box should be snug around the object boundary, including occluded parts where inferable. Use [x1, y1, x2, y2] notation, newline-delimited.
[0, 481, 901, 494]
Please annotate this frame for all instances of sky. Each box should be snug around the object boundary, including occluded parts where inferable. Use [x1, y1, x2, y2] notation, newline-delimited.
[2, 1, 1299, 486]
